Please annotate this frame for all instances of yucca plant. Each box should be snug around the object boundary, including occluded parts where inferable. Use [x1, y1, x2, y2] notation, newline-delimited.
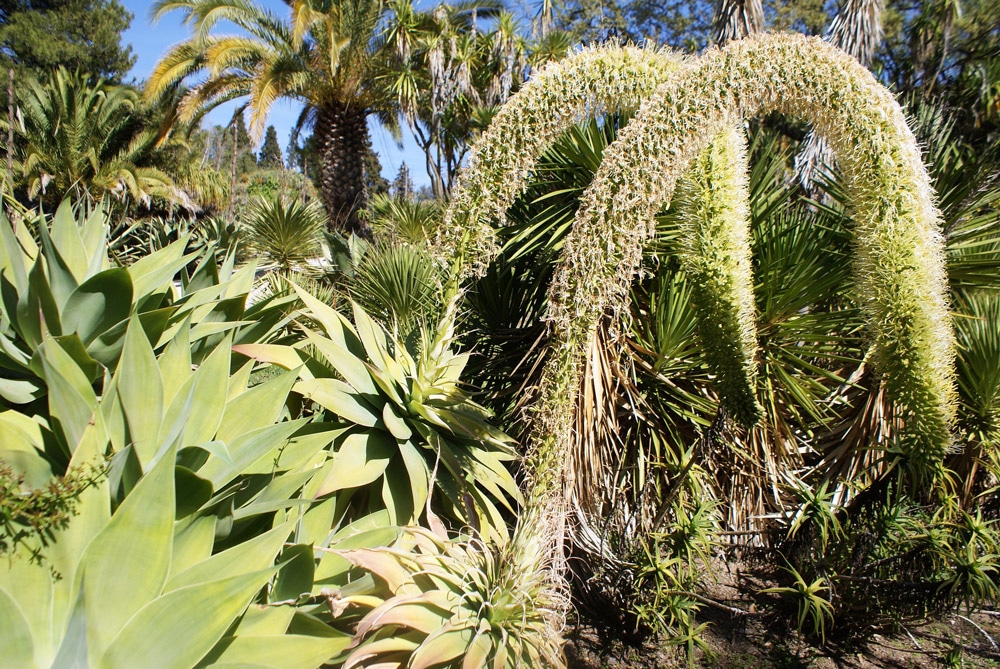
[244, 197, 326, 275]
[349, 241, 444, 339]
[367, 193, 442, 245]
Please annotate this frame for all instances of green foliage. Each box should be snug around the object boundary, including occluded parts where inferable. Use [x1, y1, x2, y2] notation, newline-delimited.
[341, 528, 562, 668]
[237, 287, 521, 538]
[0, 284, 372, 668]
[0, 438, 350, 668]
[367, 192, 442, 245]
[2, 68, 178, 208]
[629, 502, 716, 663]
[0, 200, 291, 467]
[0, 0, 135, 82]
[955, 292, 1000, 451]
[762, 566, 835, 643]
[785, 478, 843, 550]
[347, 239, 443, 337]
[244, 197, 325, 274]
[107, 214, 240, 266]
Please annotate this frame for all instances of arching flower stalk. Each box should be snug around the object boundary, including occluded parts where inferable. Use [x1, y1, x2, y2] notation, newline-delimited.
[442, 44, 762, 427]
[501, 34, 953, 654]
[413, 33, 954, 666]
[441, 44, 682, 278]
[537, 41, 954, 572]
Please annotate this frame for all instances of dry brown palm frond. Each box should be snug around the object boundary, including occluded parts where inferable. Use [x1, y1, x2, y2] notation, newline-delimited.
[712, 410, 804, 541]
[570, 318, 628, 518]
[814, 360, 899, 505]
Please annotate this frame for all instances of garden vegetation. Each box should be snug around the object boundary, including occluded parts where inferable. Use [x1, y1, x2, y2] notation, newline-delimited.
[1, 1, 1000, 668]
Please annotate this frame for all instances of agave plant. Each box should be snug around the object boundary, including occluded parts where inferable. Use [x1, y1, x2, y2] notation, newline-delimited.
[421, 33, 973, 664]
[0, 310, 391, 668]
[0, 200, 290, 440]
[0, 448, 351, 669]
[236, 286, 521, 540]
[340, 527, 562, 669]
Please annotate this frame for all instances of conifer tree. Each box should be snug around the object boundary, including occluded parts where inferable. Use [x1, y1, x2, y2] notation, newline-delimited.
[391, 163, 414, 200]
[0, 0, 135, 82]
[257, 125, 283, 170]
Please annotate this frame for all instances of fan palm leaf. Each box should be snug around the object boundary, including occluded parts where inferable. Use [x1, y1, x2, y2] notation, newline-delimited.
[244, 196, 325, 273]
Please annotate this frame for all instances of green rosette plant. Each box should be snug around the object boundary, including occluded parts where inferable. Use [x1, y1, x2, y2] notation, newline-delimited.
[0, 316, 383, 669]
[0, 200, 290, 422]
[235, 285, 522, 541]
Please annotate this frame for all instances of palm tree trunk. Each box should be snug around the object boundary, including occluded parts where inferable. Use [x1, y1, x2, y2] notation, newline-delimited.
[796, 0, 884, 189]
[714, 0, 764, 44]
[315, 101, 371, 236]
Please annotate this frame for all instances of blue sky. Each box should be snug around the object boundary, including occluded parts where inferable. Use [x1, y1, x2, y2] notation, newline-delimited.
[120, 0, 429, 186]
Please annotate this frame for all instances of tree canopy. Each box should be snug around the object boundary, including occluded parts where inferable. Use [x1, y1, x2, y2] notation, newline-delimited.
[0, 0, 135, 81]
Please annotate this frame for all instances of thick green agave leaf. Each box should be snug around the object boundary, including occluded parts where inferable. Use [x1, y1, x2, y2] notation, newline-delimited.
[78, 444, 176, 664]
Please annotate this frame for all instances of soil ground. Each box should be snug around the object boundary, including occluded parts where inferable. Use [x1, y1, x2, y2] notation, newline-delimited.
[566, 610, 1000, 668]
[563, 557, 1000, 668]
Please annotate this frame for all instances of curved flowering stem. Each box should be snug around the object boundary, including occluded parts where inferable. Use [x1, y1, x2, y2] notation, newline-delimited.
[441, 44, 682, 277]
[673, 124, 761, 426]
[537, 37, 955, 545]
[442, 44, 762, 426]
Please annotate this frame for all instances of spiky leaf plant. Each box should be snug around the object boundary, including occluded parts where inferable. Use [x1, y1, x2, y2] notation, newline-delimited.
[245, 197, 326, 275]
[762, 566, 835, 643]
[0, 201, 292, 473]
[367, 193, 442, 245]
[349, 242, 444, 338]
[340, 527, 563, 669]
[235, 286, 521, 540]
[0, 316, 376, 669]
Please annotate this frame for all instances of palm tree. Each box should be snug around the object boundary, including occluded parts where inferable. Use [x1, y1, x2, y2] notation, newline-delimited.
[713, 0, 763, 44]
[795, 0, 885, 187]
[379, 0, 529, 200]
[148, 0, 400, 235]
[3, 68, 178, 208]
